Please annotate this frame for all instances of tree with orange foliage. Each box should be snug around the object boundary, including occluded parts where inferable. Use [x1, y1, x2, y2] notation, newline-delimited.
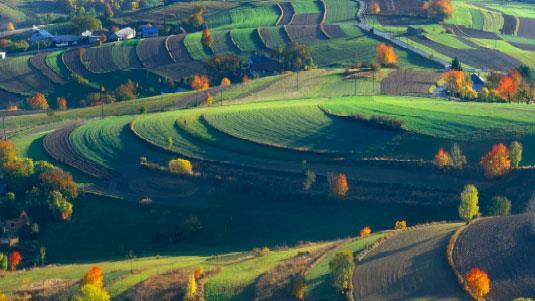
[194, 267, 204, 279]
[7, 22, 15, 31]
[494, 70, 521, 101]
[39, 168, 79, 200]
[0, 140, 17, 162]
[465, 268, 490, 298]
[328, 173, 348, 197]
[56, 97, 67, 111]
[375, 43, 397, 66]
[219, 77, 231, 105]
[242, 74, 250, 83]
[370, 2, 381, 14]
[191, 74, 210, 90]
[359, 226, 371, 237]
[423, 0, 453, 21]
[82, 266, 104, 288]
[26, 93, 49, 110]
[9, 251, 21, 271]
[480, 143, 511, 178]
[434, 148, 451, 168]
[201, 26, 213, 48]
[441, 70, 477, 99]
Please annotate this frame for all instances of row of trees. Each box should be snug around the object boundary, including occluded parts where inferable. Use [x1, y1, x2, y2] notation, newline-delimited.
[435, 141, 523, 178]
[443, 63, 534, 102]
[458, 183, 512, 223]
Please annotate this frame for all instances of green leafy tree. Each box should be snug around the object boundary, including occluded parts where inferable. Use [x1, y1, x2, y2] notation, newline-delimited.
[0, 253, 8, 271]
[329, 249, 354, 294]
[274, 43, 314, 72]
[487, 196, 511, 216]
[48, 190, 73, 220]
[72, 15, 102, 33]
[509, 141, 522, 168]
[450, 143, 467, 170]
[459, 184, 479, 222]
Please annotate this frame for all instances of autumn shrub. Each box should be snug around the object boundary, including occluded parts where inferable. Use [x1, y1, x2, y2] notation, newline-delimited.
[394, 220, 407, 230]
[369, 2, 380, 13]
[82, 266, 104, 288]
[26, 93, 49, 110]
[201, 27, 214, 48]
[39, 168, 79, 200]
[375, 43, 397, 67]
[434, 148, 451, 168]
[0, 140, 17, 162]
[48, 190, 74, 220]
[480, 143, 511, 178]
[168, 159, 193, 175]
[56, 97, 67, 111]
[191, 74, 210, 90]
[329, 250, 354, 294]
[205, 92, 213, 106]
[423, 0, 453, 21]
[465, 267, 490, 298]
[328, 173, 348, 198]
[184, 275, 197, 301]
[359, 226, 372, 237]
[487, 196, 511, 216]
[75, 284, 110, 301]
[0, 291, 7, 301]
[194, 267, 204, 279]
[8, 251, 21, 271]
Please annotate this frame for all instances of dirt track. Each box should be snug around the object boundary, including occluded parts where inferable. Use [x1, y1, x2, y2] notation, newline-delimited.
[453, 214, 535, 300]
[353, 223, 467, 300]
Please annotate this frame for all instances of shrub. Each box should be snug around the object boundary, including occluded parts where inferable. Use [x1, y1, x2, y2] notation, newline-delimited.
[434, 148, 451, 168]
[75, 284, 110, 301]
[191, 74, 210, 90]
[328, 173, 348, 198]
[465, 267, 490, 298]
[205, 92, 213, 106]
[56, 97, 67, 111]
[0, 140, 17, 162]
[480, 143, 511, 178]
[394, 220, 407, 230]
[82, 266, 103, 288]
[201, 27, 214, 48]
[194, 267, 204, 279]
[8, 251, 22, 271]
[0, 253, 8, 271]
[375, 43, 397, 67]
[487, 196, 511, 216]
[252, 246, 270, 257]
[184, 275, 197, 301]
[26, 93, 49, 110]
[359, 226, 371, 237]
[459, 184, 479, 222]
[168, 159, 193, 175]
[329, 250, 354, 294]
[509, 141, 522, 168]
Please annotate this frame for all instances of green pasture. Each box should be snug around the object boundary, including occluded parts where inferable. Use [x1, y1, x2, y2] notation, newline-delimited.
[323, 0, 359, 23]
[207, 4, 280, 29]
[467, 38, 535, 68]
[231, 28, 264, 52]
[184, 32, 212, 60]
[210, 30, 238, 55]
[0, 55, 45, 95]
[45, 50, 70, 79]
[291, 0, 322, 14]
[258, 26, 289, 49]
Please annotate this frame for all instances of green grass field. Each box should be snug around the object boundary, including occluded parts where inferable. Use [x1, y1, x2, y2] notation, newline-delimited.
[184, 32, 212, 60]
[231, 28, 264, 52]
[207, 4, 280, 29]
[323, 0, 359, 23]
[45, 50, 70, 79]
[291, 0, 322, 14]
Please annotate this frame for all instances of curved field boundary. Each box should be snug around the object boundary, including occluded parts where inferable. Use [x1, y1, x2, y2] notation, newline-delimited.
[353, 223, 466, 300]
[501, 14, 519, 35]
[45, 51, 71, 80]
[517, 17, 535, 39]
[43, 125, 113, 179]
[0, 56, 51, 96]
[230, 28, 265, 52]
[321, 24, 348, 39]
[183, 32, 212, 61]
[323, 0, 359, 23]
[258, 26, 290, 49]
[210, 30, 240, 55]
[290, 13, 323, 25]
[319, 0, 327, 24]
[444, 24, 501, 40]
[166, 34, 195, 64]
[277, 2, 295, 25]
[62, 48, 92, 77]
[136, 36, 175, 69]
[82, 46, 120, 73]
[150, 61, 204, 81]
[29, 53, 67, 85]
[453, 214, 535, 300]
[111, 45, 143, 70]
[285, 25, 328, 43]
[275, 2, 284, 25]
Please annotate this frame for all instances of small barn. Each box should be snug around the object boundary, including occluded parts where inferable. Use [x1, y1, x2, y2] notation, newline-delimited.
[53, 35, 83, 47]
[110, 27, 136, 41]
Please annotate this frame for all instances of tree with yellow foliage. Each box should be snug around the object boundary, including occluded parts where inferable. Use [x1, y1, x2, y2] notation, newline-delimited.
[169, 158, 193, 175]
[7, 22, 15, 31]
[458, 184, 479, 223]
[184, 274, 197, 301]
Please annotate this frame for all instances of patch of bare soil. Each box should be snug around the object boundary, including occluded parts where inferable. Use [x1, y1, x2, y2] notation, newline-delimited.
[353, 223, 466, 300]
[380, 70, 441, 96]
[453, 213, 535, 300]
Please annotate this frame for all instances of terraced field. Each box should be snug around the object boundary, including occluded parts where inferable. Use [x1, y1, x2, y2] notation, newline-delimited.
[184, 32, 212, 60]
[453, 214, 535, 300]
[231, 28, 264, 52]
[62, 48, 91, 77]
[258, 26, 290, 49]
[353, 223, 466, 300]
[136, 36, 175, 69]
[82, 45, 119, 73]
[323, 0, 359, 23]
[0, 55, 51, 95]
[210, 30, 240, 55]
[29, 52, 67, 84]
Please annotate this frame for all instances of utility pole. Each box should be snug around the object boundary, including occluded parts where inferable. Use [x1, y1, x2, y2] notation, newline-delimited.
[2, 114, 5, 140]
[296, 70, 299, 91]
